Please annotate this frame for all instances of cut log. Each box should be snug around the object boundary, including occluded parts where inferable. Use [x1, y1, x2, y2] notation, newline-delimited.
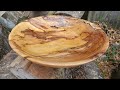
[10, 56, 60, 79]
[9, 51, 103, 79]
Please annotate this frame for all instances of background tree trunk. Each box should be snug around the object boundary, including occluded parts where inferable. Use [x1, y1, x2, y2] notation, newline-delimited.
[88, 11, 120, 29]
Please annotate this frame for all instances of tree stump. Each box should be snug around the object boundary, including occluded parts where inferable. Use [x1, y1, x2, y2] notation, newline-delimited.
[6, 50, 102, 79]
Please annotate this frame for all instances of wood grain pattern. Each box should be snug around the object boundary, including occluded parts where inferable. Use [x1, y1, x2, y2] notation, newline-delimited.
[9, 15, 109, 67]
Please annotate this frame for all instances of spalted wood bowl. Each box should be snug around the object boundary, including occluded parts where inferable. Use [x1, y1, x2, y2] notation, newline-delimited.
[9, 15, 109, 68]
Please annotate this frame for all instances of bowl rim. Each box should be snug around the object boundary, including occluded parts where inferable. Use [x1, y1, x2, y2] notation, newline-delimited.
[8, 15, 109, 68]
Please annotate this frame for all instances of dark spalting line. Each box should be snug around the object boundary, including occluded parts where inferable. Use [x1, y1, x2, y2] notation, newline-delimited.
[71, 39, 102, 54]
[11, 22, 106, 58]
[14, 35, 24, 39]
[39, 25, 48, 29]
[12, 30, 93, 57]
[21, 29, 78, 42]
[30, 16, 71, 28]
[10, 40, 26, 54]
[46, 31, 105, 56]
[79, 32, 91, 40]
[55, 43, 89, 54]
[11, 40, 43, 58]
[20, 29, 105, 54]
[11, 41, 22, 49]
[29, 18, 67, 31]
[66, 43, 104, 58]
[62, 32, 95, 52]
[40, 31, 105, 57]
[21, 29, 46, 39]
[50, 26, 59, 29]
[11, 40, 37, 58]
[84, 33, 104, 53]
[11, 34, 105, 60]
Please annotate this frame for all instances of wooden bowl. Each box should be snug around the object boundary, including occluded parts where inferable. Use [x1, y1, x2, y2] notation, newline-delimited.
[9, 15, 109, 68]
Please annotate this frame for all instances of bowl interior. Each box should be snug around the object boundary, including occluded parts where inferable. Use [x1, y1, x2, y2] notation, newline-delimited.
[9, 15, 109, 67]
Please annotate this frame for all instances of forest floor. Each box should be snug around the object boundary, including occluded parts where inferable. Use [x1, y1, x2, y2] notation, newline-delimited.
[95, 22, 120, 79]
